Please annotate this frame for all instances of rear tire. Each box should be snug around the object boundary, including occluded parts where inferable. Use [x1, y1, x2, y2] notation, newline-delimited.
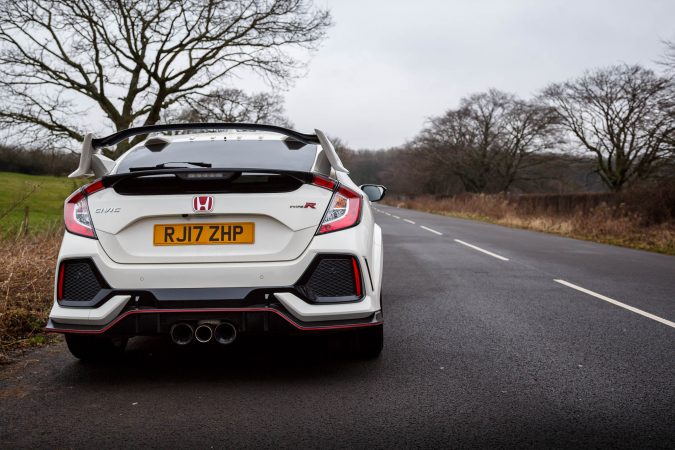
[349, 324, 383, 359]
[65, 335, 128, 362]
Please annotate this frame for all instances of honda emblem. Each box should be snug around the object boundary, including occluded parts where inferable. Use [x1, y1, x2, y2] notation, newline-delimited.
[192, 195, 214, 212]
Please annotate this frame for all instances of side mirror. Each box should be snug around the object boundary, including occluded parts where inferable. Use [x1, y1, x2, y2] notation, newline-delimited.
[359, 184, 387, 202]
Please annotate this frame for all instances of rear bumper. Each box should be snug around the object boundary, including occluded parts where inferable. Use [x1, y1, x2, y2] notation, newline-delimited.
[47, 284, 382, 335]
[49, 265, 381, 333]
[55, 226, 381, 291]
[46, 304, 383, 336]
[49, 221, 383, 335]
[47, 288, 382, 332]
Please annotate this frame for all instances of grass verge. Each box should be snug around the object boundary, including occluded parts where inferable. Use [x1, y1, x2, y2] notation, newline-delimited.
[0, 171, 85, 237]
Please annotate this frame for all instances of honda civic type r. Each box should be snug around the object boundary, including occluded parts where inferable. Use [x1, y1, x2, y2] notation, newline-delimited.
[47, 123, 387, 360]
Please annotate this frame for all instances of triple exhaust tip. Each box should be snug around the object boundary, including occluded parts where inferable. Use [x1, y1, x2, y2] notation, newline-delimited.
[170, 322, 194, 345]
[170, 322, 237, 345]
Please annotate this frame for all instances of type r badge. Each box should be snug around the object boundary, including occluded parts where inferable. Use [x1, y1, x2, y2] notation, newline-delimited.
[290, 202, 316, 209]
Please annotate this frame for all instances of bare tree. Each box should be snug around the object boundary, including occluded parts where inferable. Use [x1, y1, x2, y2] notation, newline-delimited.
[167, 88, 292, 127]
[496, 99, 561, 190]
[659, 39, 675, 75]
[0, 0, 331, 155]
[543, 65, 675, 191]
[415, 90, 558, 193]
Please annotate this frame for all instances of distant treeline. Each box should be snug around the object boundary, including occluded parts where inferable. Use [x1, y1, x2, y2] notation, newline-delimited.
[339, 146, 610, 196]
[0, 145, 78, 176]
[1, 140, 670, 197]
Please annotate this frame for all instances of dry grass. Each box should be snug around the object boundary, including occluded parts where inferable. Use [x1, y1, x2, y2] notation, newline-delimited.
[387, 191, 675, 255]
[0, 232, 61, 363]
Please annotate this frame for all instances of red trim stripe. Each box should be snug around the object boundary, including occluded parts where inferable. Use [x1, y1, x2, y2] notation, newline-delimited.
[45, 307, 381, 335]
[57, 263, 65, 300]
[352, 257, 362, 297]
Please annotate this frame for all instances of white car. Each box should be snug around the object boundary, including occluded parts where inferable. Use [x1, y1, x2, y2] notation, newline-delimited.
[47, 124, 386, 361]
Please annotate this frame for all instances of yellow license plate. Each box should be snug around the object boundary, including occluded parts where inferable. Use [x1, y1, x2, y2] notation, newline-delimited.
[153, 222, 255, 246]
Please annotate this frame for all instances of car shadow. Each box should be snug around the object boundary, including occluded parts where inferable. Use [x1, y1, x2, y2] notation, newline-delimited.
[59, 333, 379, 386]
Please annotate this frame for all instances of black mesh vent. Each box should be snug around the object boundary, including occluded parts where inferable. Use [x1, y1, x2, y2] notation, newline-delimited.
[62, 261, 103, 301]
[306, 259, 356, 298]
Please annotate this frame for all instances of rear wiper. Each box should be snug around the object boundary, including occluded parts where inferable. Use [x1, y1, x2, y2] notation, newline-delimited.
[129, 161, 212, 172]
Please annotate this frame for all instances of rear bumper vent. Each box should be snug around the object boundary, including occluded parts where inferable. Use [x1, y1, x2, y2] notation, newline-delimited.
[296, 255, 362, 303]
[58, 259, 107, 302]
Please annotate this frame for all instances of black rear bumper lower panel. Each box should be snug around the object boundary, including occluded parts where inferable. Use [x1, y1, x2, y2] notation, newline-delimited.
[45, 305, 383, 336]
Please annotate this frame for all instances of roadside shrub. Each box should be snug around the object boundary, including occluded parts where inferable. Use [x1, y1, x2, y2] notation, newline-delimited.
[0, 232, 61, 362]
[387, 183, 675, 255]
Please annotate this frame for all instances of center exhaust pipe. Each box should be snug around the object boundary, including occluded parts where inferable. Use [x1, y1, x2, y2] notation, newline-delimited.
[195, 324, 214, 343]
[214, 322, 237, 345]
[170, 322, 194, 346]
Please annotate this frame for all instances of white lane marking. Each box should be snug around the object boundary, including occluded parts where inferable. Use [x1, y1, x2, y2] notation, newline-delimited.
[384, 212, 391, 216]
[554, 279, 675, 329]
[392, 215, 400, 219]
[403, 219, 415, 224]
[420, 225, 443, 236]
[454, 239, 509, 261]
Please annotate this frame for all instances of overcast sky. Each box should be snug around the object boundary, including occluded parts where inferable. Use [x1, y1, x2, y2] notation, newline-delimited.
[260, 0, 675, 149]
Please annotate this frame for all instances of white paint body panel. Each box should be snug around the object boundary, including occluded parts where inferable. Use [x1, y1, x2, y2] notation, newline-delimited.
[89, 184, 333, 264]
[50, 295, 130, 325]
[55, 226, 379, 291]
[274, 292, 376, 322]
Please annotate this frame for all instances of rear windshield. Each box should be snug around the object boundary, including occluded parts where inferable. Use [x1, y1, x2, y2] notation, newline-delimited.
[115, 139, 319, 173]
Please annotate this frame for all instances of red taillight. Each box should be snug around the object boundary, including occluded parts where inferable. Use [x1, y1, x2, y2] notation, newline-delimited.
[64, 179, 104, 239]
[352, 257, 362, 297]
[83, 179, 105, 195]
[317, 185, 362, 234]
[311, 174, 336, 191]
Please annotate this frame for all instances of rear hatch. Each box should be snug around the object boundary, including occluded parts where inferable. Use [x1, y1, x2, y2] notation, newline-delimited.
[88, 133, 333, 264]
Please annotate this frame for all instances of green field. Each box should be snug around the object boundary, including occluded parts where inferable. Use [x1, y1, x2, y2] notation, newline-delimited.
[0, 172, 87, 237]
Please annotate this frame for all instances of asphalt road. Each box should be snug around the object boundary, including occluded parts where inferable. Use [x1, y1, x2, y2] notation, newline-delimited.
[1, 205, 674, 449]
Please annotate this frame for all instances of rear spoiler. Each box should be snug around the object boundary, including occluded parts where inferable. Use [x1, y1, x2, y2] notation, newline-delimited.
[69, 123, 348, 178]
